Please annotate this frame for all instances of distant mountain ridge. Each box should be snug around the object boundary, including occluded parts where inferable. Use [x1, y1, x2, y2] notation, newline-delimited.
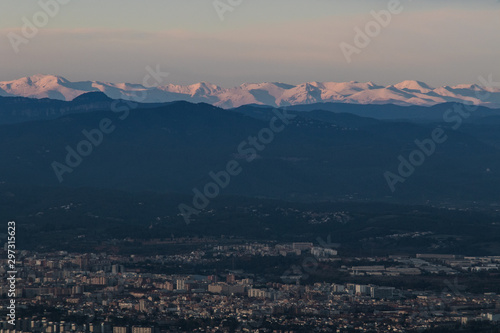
[0, 91, 171, 124]
[2, 74, 500, 108]
[2, 101, 500, 205]
[2, 91, 500, 126]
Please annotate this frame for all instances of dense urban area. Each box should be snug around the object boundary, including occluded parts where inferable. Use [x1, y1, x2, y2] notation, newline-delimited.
[2, 239, 500, 332]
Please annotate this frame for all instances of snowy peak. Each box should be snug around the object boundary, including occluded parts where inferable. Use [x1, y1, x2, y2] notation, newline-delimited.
[0, 74, 79, 100]
[393, 80, 433, 93]
[1, 75, 499, 109]
[451, 84, 484, 91]
[1, 74, 67, 90]
[159, 82, 221, 97]
[188, 82, 222, 97]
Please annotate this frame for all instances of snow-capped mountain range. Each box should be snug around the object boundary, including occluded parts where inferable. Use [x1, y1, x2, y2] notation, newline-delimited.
[1, 74, 500, 108]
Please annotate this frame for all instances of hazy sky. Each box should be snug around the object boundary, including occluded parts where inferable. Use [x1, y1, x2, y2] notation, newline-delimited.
[0, 0, 499, 87]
